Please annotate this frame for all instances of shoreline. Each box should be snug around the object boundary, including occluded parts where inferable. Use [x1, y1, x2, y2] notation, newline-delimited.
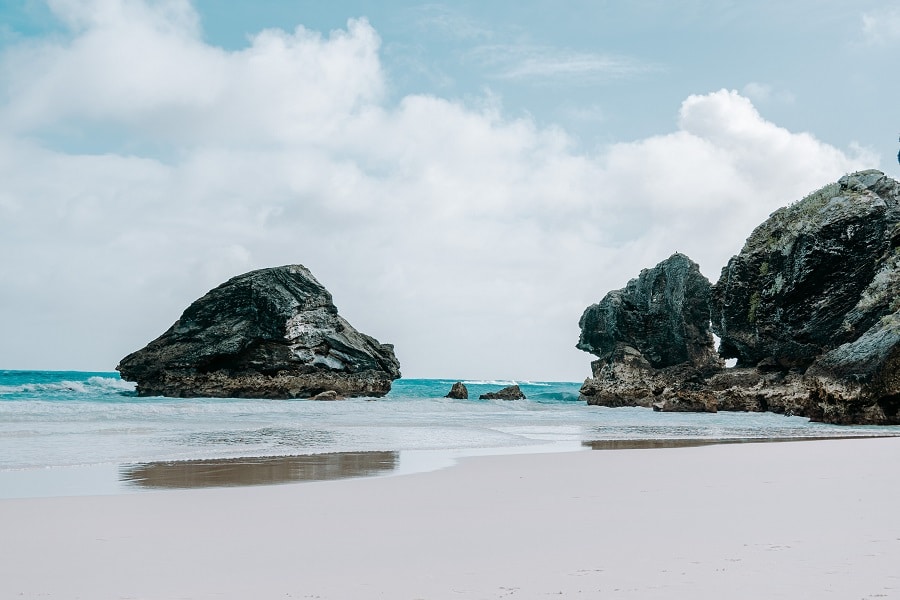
[2, 436, 898, 599]
[2, 432, 897, 500]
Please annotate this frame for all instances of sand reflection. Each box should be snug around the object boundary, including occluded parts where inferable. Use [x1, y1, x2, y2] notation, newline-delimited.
[120, 451, 398, 490]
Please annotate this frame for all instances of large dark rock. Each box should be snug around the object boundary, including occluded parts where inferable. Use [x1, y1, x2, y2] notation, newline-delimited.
[711, 169, 900, 424]
[577, 253, 721, 410]
[117, 265, 401, 398]
[712, 170, 900, 370]
[576, 170, 900, 425]
[578, 253, 718, 369]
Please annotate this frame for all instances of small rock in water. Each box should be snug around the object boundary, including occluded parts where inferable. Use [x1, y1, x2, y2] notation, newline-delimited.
[479, 384, 526, 400]
[446, 381, 468, 399]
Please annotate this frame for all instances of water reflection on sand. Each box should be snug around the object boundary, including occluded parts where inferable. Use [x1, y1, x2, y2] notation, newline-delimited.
[119, 451, 398, 490]
[582, 435, 897, 450]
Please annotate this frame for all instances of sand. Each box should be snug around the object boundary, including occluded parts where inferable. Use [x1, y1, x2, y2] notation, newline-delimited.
[2, 437, 899, 599]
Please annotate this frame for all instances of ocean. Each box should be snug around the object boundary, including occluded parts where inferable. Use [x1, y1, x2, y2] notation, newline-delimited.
[1, 370, 895, 498]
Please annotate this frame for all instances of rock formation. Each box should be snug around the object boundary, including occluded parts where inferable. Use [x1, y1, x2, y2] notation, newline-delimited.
[711, 169, 900, 424]
[479, 385, 526, 400]
[446, 381, 468, 399]
[117, 265, 401, 399]
[577, 170, 900, 425]
[577, 253, 721, 412]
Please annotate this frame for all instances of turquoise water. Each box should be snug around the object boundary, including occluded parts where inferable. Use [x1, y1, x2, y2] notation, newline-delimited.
[2, 370, 895, 472]
[2, 370, 897, 497]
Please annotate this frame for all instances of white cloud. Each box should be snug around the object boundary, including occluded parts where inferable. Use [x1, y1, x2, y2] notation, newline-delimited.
[470, 44, 654, 83]
[862, 6, 900, 45]
[1, 2, 384, 144]
[0, 1, 876, 380]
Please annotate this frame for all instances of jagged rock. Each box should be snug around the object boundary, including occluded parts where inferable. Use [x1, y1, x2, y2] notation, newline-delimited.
[712, 169, 900, 371]
[446, 381, 468, 399]
[578, 253, 719, 370]
[577, 253, 721, 409]
[117, 265, 401, 399]
[711, 169, 900, 424]
[578, 171, 900, 425]
[479, 385, 526, 400]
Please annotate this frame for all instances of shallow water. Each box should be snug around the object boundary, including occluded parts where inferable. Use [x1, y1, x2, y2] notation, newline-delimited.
[1, 370, 896, 497]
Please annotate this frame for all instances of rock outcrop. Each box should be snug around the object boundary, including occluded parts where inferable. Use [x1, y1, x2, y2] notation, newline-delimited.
[711, 169, 900, 424]
[577, 170, 900, 425]
[446, 381, 468, 399]
[577, 253, 721, 411]
[117, 265, 401, 399]
[479, 385, 526, 400]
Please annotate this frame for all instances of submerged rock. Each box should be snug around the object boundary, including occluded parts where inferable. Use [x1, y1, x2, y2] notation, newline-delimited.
[479, 385, 526, 400]
[446, 381, 469, 399]
[577, 253, 721, 410]
[310, 390, 344, 401]
[117, 265, 401, 399]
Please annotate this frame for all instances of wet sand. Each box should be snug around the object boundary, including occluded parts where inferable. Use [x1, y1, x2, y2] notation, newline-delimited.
[119, 450, 399, 489]
[2, 436, 899, 599]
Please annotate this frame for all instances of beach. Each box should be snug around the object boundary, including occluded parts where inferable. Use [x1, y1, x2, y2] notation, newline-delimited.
[3, 436, 898, 599]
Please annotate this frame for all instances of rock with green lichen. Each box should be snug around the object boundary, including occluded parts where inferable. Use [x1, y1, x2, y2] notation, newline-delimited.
[577, 170, 900, 425]
[712, 169, 900, 371]
[711, 169, 900, 424]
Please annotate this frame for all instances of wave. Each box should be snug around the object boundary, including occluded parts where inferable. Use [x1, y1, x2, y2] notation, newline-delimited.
[0, 376, 135, 397]
[528, 390, 582, 403]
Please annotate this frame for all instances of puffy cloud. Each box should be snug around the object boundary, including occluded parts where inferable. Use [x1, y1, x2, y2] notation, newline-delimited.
[1, 1, 383, 145]
[0, 1, 875, 380]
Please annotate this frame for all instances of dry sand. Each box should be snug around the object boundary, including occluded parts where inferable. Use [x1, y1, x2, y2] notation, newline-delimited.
[2, 437, 899, 599]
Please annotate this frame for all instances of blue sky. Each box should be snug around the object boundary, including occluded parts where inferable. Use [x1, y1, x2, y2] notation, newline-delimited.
[0, 0, 898, 379]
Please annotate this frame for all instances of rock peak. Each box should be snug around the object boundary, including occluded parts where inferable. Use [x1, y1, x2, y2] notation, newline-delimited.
[577, 252, 717, 369]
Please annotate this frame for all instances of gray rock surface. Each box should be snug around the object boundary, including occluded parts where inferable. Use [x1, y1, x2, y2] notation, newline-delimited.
[479, 385, 526, 400]
[117, 265, 401, 398]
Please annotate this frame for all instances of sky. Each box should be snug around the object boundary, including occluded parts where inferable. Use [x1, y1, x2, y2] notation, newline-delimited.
[1, 0, 898, 381]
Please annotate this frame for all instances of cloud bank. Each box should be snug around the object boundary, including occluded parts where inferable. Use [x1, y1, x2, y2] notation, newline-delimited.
[0, 0, 875, 380]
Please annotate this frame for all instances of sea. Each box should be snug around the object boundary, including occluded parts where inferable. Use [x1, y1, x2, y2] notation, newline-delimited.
[1, 370, 896, 498]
